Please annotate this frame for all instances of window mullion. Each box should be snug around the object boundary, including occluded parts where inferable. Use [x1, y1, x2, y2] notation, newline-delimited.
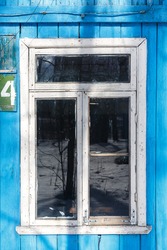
[77, 92, 84, 226]
[82, 92, 90, 225]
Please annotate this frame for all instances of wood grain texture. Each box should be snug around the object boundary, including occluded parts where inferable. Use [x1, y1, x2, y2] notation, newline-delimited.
[120, 23, 142, 37]
[58, 235, 77, 250]
[141, 23, 156, 250]
[77, 235, 98, 250]
[100, 235, 119, 250]
[21, 236, 37, 250]
[0, 24, 20, 250]
[70, 0, 82, 4]
[99, 23, 121, 38]
[31, 0, 45, 6]
[132, 0, 146, 4]
[0, 0, 166, 248]
[43, 0, 57, 5]
[95, 0, 120, 5]
[19, 0, 31, 6]
[37, 236, 58, 250]
[38, 23, 58, 38]
[5, 0, 18, 5]
[20, 24, 38, 38]
[99, 23, 121, 250]
[119, 22, 141, 250]
[156, 23, 167, 250]
[120, 235, 140, 250]
[80, 23, 100, 37]
[1, 6, 167, 23]
[1, 0, 164, 5]
[59, 23, 79, 38]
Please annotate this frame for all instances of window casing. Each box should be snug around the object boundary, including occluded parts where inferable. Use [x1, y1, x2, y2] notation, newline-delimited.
[17, 38, 151, 235]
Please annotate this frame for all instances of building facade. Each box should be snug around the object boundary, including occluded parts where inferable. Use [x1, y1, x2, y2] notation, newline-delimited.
[0, 0, 166, 249]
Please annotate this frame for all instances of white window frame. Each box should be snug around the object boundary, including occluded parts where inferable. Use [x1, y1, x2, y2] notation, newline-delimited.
[17, 38, 151, 235]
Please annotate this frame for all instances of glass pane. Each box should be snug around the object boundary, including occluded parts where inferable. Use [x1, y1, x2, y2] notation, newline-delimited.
[36, 55, 130, 83]
[36, 99, 77, 219]
[0, 36, 16, 70]
[89, 98, 129, 216]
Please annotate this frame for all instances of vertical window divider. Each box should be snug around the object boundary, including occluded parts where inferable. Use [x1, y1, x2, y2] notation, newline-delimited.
[77, 92, 83, 226]
[82, 92, 90, 225]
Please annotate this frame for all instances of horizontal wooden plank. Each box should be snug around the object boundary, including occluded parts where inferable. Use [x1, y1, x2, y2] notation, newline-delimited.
[20, 37, 146, 48]
[120, 235, 140, 250]
[16, 225, 152, 235]
[0, 5, 166, 23]
[77, 235, 99, 250]
[58, 235, 77, 250]
[156, 23, 167, 250]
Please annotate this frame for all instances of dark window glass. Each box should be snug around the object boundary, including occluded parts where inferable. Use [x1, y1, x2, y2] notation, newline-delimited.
[36, 55, 130, 83]
[36, 99, 77, 219]
[89, 98, 129, 217]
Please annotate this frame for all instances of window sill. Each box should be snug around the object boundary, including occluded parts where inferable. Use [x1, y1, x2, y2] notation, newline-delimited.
[16, 225, 152, 235]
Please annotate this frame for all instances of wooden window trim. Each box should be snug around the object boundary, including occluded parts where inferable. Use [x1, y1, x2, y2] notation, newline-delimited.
[17, 38, 151, 235]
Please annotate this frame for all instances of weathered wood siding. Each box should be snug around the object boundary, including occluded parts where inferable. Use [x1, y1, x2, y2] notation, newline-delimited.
[0, 0, 163, 5]
[0, 0, 166, 249]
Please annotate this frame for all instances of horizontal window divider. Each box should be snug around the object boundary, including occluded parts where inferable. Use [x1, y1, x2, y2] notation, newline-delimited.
[90, 152, 128, 157]
[29, 87, 136, 94]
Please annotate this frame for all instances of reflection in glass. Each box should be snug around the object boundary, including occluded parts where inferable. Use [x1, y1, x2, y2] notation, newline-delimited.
[36, 99, 77, 219]
[36, 55, 130, 83]
[89, 98, 129, 216]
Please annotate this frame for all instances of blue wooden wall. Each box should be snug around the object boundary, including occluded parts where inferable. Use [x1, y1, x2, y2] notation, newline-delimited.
[0, 1, 166, 250]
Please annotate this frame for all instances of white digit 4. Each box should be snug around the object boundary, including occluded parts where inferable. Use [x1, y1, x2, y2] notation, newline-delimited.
[1, 80, 15, 105]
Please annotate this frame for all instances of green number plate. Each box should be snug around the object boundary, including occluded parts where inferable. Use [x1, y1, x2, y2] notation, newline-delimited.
[0, 75, 16, 111]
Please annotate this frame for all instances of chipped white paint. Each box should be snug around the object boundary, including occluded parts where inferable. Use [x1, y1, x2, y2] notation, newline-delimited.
[136, 39, 147, 226]
[20, 40, 30, 226]
[16, 225, 151, 235]
[21, 38, 146, 49]
[18, 38, 148, 234]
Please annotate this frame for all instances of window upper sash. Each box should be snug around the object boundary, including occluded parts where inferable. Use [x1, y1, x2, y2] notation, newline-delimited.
[29, 47, 137, 91]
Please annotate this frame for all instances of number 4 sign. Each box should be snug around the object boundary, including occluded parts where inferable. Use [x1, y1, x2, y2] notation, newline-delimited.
[0, 75, 16, 111]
